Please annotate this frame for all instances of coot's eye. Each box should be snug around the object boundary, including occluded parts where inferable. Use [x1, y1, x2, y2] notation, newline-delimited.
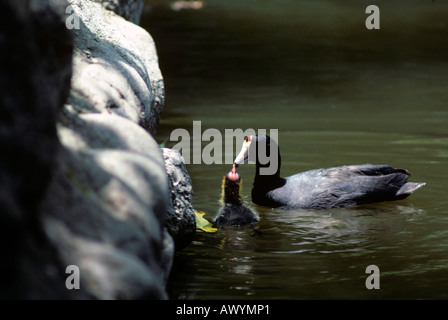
[245, 136, 249, 142]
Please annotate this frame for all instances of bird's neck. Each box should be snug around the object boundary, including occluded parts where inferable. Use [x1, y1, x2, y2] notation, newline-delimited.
[252, 172, 286, 207]
[224, 190, 243, 206]
[222, 178, 243, 206]
[254, 173, 284, 186]
[254, 163, 284, 191]
[252, 141, 283, 191]
[254, 153, 281, 180]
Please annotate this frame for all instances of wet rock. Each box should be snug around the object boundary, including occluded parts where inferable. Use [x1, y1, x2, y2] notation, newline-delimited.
[162, 148, 196, 250]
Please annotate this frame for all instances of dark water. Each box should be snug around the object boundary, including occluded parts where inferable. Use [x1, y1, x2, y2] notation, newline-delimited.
[141, 0, 448, 299]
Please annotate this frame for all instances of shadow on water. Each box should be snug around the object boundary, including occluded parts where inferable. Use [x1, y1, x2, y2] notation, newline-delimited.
[143, 0, 448, 299]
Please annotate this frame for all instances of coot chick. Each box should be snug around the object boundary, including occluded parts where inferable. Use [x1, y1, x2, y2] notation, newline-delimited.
[234, 134, 426, 209]
[213, 166, 259, 227]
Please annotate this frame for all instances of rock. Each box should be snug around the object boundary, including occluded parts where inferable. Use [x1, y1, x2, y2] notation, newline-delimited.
[67, 0, 164, 134]
[44, 216, 172, 299]
[58, 111, 162, 154]
[41, 140, 172, 299]
[0, 0, 74, 299]
[38, 0, 177, 299]
[43, 99, 174, 299]
[162, 148, 196, 250]
[91, 0, 145, 24]
[0, 0, 191, 299]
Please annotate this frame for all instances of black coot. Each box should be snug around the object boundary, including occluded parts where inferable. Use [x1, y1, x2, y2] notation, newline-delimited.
[213, 168, 259, 226]
[234, 134, 426, 209]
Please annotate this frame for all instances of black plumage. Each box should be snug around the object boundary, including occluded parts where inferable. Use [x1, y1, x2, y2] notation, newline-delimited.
[235, 134, 426, 209]
[213, 171, 259, 227]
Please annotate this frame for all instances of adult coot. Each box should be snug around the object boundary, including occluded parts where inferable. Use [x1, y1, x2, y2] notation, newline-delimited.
[234, 134, 425, 209]
[213, 167, 259, 226]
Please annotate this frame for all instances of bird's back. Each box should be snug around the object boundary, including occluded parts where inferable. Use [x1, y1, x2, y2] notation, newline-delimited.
[262, 164, 425, 209]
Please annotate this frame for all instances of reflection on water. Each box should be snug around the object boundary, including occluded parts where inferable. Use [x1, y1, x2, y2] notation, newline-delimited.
[264, 204, 427, 255]
[143, 0, 448, 299]
[169, 202, 445, 299]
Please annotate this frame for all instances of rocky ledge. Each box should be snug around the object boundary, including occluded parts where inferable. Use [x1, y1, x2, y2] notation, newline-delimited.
[0, 0, 195, 299]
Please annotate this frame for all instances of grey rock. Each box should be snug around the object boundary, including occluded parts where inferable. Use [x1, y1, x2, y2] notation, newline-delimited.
[44, 217, 167, 299]
[43, 111, 174, 299]
[91, 0, 145, 24]
[1, 0, 184, 299]
[162, 148, 196, 250]
[41, 146, 171, 299]
[58, 111, 162, 155]
[67, 0, 165, 134]
[46, 0, 174, 299]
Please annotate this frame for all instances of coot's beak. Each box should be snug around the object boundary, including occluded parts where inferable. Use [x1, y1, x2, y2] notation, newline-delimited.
[234, 135, 252, 167]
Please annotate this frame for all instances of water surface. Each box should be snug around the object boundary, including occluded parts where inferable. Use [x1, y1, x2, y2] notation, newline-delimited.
[142, 0, 448, 299]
